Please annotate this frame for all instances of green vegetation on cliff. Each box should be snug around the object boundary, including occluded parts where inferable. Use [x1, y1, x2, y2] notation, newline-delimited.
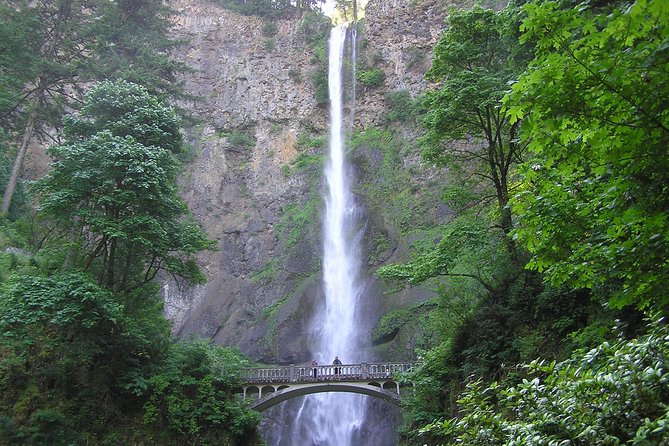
[300, 11, 335, 106]
[352, 129, 443, 237]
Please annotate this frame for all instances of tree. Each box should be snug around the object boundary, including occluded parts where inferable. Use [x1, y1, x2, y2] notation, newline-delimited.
[334, 0, 356, 22]
[0, 0, 99, 216]
[90, 0, 190, 99]
[508, 0, 669, 311]
[378, 213, 508, 296]
[35, 80, 212, 292]
[142, 341, 260, 443]
[0, 1, 40, 131]
[0, 273, 260, 444]
[0, 0, 188, 216]
[421, 5, 532, 264]
[0, 1, 39, 218]
[0, 272, 167, 444]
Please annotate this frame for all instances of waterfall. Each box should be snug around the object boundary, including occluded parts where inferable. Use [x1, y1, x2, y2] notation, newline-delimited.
[260, 22, 403, 446]
[320, 24, 363, 364]
[276, 24, 368, 446]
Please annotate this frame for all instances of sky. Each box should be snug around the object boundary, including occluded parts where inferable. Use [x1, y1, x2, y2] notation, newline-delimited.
[320, 0, 337, 17]
[319, 0, 368, 22]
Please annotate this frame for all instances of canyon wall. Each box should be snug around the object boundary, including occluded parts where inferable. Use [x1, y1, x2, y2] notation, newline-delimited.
[165, 0, 449, 363]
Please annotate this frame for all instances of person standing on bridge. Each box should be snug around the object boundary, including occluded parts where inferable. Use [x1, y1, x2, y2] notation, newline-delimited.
[311, 359, 318, 379]
[333, 356, 342, 378]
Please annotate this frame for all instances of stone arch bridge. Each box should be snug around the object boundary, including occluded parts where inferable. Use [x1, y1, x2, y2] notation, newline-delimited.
[239, 362, 416, 412]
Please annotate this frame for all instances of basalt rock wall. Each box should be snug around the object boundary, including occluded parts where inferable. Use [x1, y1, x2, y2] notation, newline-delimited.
[165, 0, 449, 364]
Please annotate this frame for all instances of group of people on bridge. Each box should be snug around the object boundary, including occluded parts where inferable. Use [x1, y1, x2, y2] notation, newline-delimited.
[310, 355, 343, 379]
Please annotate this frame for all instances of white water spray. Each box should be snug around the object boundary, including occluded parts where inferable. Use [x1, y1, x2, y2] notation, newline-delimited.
[314, 22, 366, 445]
[320, 24, 363, 361]
[282, 24, 368, 446]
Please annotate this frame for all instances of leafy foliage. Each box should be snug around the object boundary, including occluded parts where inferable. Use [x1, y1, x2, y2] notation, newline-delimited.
[356, 67, 386, 89]
[91, 0, 190, 99]
[0, 273, 123, 336]
[226, 130, 256, 148]
[35, 80, 212, 291]
[300, 10, 333, 49]
[378, 213, 507, 294]
[508, 0, 669, 311]
[312, 69, 330, 106]
[0, 11, 262, 443]
[396, 1, 667, 444]
[276, 185, 321, 249]
[262, 20, 279, 37]
[351, 129, 443, 236]
[0, 273, 166, 444]
[0, 1, 40, 131]
[421, 5, 532, 262]
[398, 270, 635, 444]
[0, 0, 188, 215]
[142, 341, 260, 443]
[372, 301, 438, 346]
[419, 318, 669, 445]
[383, 90, 422, 125]
[300, 11, 333, 106]
[0, 273, 260, 445]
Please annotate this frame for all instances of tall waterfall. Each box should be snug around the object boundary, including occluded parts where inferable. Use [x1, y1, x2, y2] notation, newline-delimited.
[314, 22, 366, 444]
[278, 24, 368, 446]
[320, 24, 363, 364]
[261, 23, 400, 446]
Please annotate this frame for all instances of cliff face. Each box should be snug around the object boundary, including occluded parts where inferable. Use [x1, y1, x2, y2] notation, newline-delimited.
[165, 0, 448, 363]
[164, 1, 325, 363]
[354, 0, 445, 125]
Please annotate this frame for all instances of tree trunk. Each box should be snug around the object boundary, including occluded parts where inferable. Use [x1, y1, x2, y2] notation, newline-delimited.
[1, 82, 45, 216]
[107, 237, 116, 288]
[2, 0, 73, 216]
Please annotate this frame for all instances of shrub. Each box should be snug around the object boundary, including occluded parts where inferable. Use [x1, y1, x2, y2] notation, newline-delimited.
[261, 21, 278, 37]
[312, 69, 328, 106]
[142, 341, 260, 441]
[263, 38, 275, 51]
[227, 130, 255, 148]
[383, 90, 421, 124]
[356, 68, 386, 89]
[299, 11, 331, 48]
[288, 67, 302, 83]
[419, 318, 669, 445]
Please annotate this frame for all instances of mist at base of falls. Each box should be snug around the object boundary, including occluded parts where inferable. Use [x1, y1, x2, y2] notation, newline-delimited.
[260, 398, 401, 446]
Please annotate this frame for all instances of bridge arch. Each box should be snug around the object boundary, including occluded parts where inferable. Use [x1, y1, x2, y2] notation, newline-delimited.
[239, 361, 417, 412]
[250, 382, 401, 412]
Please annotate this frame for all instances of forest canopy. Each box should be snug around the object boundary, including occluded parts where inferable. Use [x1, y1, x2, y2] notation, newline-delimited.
[387, 0, 669, 444]
[508, 0, 669, 311]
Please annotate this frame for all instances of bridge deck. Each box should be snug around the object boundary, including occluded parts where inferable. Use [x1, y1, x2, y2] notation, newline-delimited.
[240, 362, 415, 385]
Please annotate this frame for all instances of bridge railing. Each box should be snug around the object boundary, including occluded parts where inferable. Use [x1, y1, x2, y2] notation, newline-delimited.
[240, 362, 416, 384]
